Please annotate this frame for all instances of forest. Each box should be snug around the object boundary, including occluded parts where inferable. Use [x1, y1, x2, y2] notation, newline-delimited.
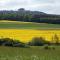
[0, 8, 60, 24]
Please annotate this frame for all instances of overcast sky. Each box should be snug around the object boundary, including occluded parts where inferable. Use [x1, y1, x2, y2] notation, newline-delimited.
[0, 0, 60, 15]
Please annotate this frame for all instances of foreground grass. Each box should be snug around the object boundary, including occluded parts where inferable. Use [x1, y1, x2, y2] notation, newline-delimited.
[0, 20, 60, 29]
[0, 46, 60, 60]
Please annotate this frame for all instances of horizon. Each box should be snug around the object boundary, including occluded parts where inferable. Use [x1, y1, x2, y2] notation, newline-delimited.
[0, 0, 60, 15]
[0, 8, 59, 15]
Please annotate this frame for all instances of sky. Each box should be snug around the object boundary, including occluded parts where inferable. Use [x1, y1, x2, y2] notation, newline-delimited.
[0, 0, 60, 15]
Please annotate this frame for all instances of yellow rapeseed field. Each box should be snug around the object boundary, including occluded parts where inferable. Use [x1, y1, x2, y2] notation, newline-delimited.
[0, 29, 60, 42]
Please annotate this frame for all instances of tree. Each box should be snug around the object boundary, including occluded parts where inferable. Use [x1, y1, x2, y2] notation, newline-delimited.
[18, 8, 25, 11]
[53, 34, 60, 45]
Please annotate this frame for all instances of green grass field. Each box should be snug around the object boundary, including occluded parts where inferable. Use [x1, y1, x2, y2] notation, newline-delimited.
[0, 21, 60, 29]
[0, 46, 60, 60]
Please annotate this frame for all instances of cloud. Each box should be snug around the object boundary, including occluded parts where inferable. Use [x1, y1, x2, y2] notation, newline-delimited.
[0, 0, 60, 14]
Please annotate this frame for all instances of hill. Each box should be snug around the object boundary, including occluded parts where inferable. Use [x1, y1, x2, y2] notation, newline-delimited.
[0, 8, 60, 24]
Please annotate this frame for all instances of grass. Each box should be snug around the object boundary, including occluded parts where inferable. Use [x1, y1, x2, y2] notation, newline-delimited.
[0, 20, 60, 29]
[0, 46, 60, 60]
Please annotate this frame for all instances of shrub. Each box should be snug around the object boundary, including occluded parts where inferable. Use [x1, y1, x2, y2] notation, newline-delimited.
[44, 45, 50, 50]
[0, 38, 29, 48]
[44, 45, 55, 50]
[28, 37, 48, 46]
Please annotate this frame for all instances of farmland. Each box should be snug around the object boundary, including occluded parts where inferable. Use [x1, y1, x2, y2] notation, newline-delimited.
[0, 20, 60, 60]
[0, 20, 60, 29]
[0, 20, 60, 42]
[0, 29, 60, 42]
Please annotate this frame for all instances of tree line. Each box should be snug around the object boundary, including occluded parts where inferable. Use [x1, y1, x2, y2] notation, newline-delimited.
[0, 8, 60, 24]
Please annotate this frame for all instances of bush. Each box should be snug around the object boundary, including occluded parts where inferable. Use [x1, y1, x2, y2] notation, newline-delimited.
[44, 45, 55, 50]
[52, 47, 55, 50]
[0, 38, 29, 48]
[44, 45, 50, 50]
[28, 37, 48, 46]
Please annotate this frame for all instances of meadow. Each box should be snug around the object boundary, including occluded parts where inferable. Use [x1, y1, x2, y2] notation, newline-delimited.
[0, 20, 60, 60]
[0, 20, 60, 29]
[0, 46, 60, 60]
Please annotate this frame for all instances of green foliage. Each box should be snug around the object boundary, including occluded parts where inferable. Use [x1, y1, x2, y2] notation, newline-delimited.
[0, 38, 29, 47]
[44, 45, 55, 50]
[0, 8, 60, 24]
[28, 37, 49, 46]
[44, 45, 50, 50]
